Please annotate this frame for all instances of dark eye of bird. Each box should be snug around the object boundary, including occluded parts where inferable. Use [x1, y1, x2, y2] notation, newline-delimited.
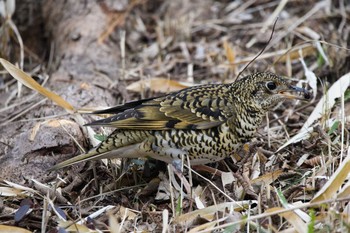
[266, 82, 277, 91]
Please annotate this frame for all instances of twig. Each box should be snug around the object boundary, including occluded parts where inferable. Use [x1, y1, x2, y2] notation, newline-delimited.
[235, 18, 278, 81]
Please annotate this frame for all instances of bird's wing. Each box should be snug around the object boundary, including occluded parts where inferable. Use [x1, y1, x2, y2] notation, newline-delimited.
[86, 84, 233, 130]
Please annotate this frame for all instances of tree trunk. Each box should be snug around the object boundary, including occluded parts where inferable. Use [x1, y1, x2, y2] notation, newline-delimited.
[0, 0, 124, 183]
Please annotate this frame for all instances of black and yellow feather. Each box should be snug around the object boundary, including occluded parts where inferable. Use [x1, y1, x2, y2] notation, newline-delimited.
[51, 72, 310, 170]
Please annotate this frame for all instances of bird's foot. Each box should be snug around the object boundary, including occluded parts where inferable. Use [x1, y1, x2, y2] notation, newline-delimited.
[232, 172, 258, 200]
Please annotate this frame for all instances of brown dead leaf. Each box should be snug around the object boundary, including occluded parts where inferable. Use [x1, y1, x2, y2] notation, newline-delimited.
[188, 221, 218, 233]
[221, 172, 235, 189]
[137, 177, 160, 196]
[108, 213, 120, 233]
[312, 148, 350, 203]
[275, 46, 316, 63]
[0, 180, 36, 197]
[0, 187, 24, 197]
[0, 225, 32, 233]
[29, 119, 80, 142]
[266, 207, 308, 233]
[304, 156, 322, 167]
[115, 206, 137, 221]
[278, 72, 350, 151]
[223, 40, 235, 64]
[58, 221, 98, 233]
[126, 77, 193, 93]
[251, 169, 284, 186]
[337, 180, 350, 199]
[0, 58, 75, 113]
[174, 201, 252, 227]
[98, 0, 142, 44]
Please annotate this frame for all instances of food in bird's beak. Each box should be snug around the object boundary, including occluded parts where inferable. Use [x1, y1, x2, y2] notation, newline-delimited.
[279, 85, 311, 100]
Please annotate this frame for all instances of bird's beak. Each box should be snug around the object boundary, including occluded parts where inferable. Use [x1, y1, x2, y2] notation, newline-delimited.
[278, 85, 311, 100]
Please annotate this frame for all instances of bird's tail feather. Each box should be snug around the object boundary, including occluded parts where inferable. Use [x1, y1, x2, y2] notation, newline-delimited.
[49, 149, 105, 170]
[49, 129, 150, 171]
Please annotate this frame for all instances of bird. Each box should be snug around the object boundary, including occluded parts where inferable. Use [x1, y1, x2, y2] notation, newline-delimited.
[51, 72, 310, 170]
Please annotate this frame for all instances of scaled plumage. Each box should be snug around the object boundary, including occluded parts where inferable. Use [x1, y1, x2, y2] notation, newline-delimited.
[51, 72, 310, 170]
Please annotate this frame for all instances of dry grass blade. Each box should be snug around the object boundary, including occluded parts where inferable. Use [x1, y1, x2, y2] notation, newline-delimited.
[77, 205, 115, 225]
[197, 197, 350, 233]
[311, 146, 350, 203]
[246, 0, 288, 48]
[0, 180, 37, 197]
[108, 213, 120, 233]
[0, 58, 75, 113]
[267, 207, 307, 233]
[275, 46, 316, 63]
[265, 0, 328, 51]
[277, 72, 350, 151]
[3, 180, 37, 193]
[337, 179, 350, 199]
[251, 169, 284, 186]
[299, 52, 317, 101]
[126, 77, 193, 93]
[236, 18, 278, 80]
[58, 221, 98, 233]
[302, 72, 350, 130]
[162, 209, 169, 233]
[173, 201, 253, 227]
[223, 39, 235, 64]
[0, 225, 32, 233]
[276, 188, 311, 223]
[0, 187, 25, 196]
[188, 220, 220, 233]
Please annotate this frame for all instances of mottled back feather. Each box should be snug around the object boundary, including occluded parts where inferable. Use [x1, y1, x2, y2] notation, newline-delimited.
[86, 84, 233, 130]
[52, 72, 311, 170]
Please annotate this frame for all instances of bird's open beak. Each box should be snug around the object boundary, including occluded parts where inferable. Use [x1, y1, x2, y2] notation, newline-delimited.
[279, 85, 311, 100]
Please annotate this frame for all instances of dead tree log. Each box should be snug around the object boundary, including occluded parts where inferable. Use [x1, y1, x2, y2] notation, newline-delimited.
[0, 0, 125, 182]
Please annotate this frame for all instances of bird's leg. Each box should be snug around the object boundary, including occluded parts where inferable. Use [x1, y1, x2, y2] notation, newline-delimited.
[171, 159, 183, 173]
[192, 164, 258, 199]
[171, 159, 192, 195]
[231, 172, 258, 200]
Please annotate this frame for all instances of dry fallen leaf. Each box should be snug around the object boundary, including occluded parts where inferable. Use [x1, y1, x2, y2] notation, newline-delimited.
[58, 221, 98, 233]
[174, 201, 253, 227]
[276, 45, 316, 63]
[188, 221, 218, 233]
[0, 187, 24, 197]
[267, 207, 308, 233]
[251, 169, 284, 187]
[0, 180, 36, 197]
[312, 146, 350, 203]
[193, 186, 205, 209]
[126, 77, 193, 93]
[108, 213, 120, 233]
[277, 72, 350, 151]
[300, 52, 317, 101]
[0, 58, 75, 113]
[0, 225, 32, 233]
[337, 179, 350, 199]
[223, 39, 235, 64]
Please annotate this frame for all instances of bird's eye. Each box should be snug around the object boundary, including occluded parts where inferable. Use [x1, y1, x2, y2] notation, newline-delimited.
[266, 82, 277, 90]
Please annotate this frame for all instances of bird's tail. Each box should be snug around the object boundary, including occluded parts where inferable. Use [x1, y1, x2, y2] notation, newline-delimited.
[49, 148, 105, 170]
[50, 129, 150, 170]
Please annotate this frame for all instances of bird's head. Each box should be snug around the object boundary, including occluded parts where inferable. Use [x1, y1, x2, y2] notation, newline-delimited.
[232, 72, 311, 111]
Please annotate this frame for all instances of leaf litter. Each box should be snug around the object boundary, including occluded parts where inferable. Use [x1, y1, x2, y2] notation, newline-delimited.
[0, 0, 350, 232]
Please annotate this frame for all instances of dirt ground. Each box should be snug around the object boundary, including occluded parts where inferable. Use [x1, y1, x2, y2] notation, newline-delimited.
[0, 0, 349, 232]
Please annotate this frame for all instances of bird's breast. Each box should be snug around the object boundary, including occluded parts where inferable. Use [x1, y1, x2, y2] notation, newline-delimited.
[227, 112, 263, 143]
[144, 110, 263, 165]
